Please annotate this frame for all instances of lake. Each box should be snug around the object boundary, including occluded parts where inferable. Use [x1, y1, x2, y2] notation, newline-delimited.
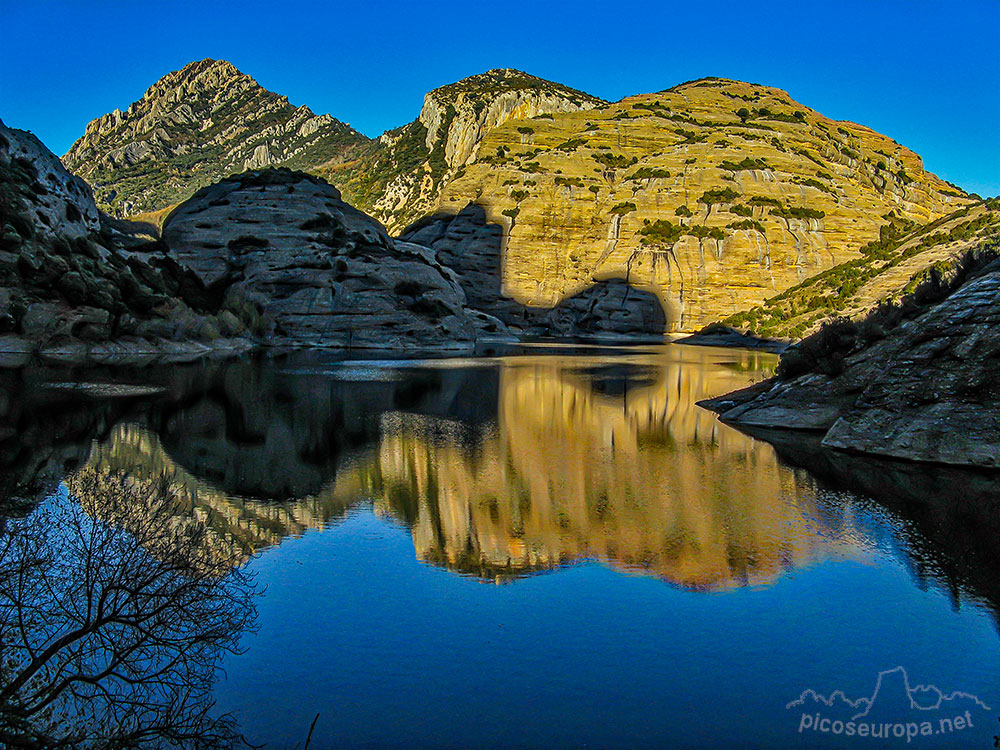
[1, 343, 998, 748]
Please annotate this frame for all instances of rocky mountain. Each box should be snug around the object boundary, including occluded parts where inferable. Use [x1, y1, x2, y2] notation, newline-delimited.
[701, 246, 1000, 467]
[63, 59, 367, 217]
[426, 78, 970, 329]
[0, 118, 257, 363]
[322, 68, 604, 232]
[63, 64, 974, 332]
[156, 168, 505, 349]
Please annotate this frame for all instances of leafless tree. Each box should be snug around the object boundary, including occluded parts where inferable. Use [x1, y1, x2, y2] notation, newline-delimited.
[0, 468, 259, 748]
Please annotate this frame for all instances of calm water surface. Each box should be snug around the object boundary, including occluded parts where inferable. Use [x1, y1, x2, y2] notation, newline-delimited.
[3, 343, 999, 748]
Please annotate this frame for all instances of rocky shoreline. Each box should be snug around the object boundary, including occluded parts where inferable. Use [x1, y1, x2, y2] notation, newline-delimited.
[673, 324, 789, 353]
[701, 251, 1000, 468]
[2, 120, 668, 364]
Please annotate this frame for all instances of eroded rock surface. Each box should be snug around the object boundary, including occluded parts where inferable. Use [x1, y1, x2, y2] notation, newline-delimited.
[160, 170, 499, 349]
[702, 259, 1000, 467]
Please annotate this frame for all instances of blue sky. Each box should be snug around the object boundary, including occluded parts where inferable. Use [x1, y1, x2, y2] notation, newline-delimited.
[1, 0, 998, 196]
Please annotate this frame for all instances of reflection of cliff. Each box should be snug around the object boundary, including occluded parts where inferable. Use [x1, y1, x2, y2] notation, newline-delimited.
[333, 350, 855, 590]
[53, 347, 1000, 611]
[75, 423, 355, 560]
[148, 356, 498, 500]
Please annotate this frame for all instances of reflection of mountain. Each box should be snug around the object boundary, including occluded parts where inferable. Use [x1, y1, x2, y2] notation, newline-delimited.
[71, 423, 355, 560]
[61, 347, 862, 590]
[331, 349, 856, 590]
[22, 345, 998, 605]
[0, 366, 159, 506]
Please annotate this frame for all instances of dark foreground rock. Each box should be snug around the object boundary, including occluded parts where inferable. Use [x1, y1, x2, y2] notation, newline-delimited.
[0, 119, 256, 364]
[701, 256, 1000, 468]
[400, 204, 667, 337]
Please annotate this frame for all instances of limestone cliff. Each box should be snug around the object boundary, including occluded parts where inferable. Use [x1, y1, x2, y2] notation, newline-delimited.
[428, 78, 970, 330]
[65, 65, 973, 331]
[723, 199, 1000, 338]
[63, 59, 367, 216]
[400, 204, 665, 336]
[324, 68, 604, 232]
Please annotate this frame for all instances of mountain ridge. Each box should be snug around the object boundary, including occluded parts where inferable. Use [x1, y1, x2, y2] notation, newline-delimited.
[61, 61, 974, 331]
[62, 58, 368, 216]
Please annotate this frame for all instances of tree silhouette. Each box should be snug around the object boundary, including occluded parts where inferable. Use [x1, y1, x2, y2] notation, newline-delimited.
[0, 468, 258, 748]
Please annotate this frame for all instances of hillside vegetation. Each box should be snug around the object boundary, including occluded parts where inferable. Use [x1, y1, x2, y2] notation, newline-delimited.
[724, 199, 999, 338]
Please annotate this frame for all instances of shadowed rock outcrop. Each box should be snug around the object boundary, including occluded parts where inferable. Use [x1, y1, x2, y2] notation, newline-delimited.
[702, 253, 1000, 467]
[160, 170, 504, 349]
[0, 119, 256, 364]
[401, 204, 666, 337]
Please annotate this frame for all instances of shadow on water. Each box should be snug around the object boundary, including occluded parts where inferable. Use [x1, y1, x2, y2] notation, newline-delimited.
[2, 344, 999, 744]
[732, 424, 1000, 631]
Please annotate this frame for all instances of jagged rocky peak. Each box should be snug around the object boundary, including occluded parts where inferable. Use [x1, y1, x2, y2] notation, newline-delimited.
[418, 68, 605, 169]
[329, 69, 606, 234]
[63, 59, 369, 217]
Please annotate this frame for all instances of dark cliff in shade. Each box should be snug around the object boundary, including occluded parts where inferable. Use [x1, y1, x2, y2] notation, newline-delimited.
[0, 119, 257, 364]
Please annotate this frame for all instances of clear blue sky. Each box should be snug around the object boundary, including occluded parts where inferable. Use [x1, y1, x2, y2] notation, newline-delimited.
[1, 0, 998, 196]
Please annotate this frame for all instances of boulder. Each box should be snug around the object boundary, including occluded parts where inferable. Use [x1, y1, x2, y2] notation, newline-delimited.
[161, 169, 498, 349]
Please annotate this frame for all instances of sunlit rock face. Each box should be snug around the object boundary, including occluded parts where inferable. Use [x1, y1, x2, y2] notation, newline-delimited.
[331, 69, 605, 235]
[432, 78, 970, 330]
[401, 204, 668, 334]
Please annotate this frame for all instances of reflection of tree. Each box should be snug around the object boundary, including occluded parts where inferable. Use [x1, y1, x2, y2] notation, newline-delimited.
[0, 471, 258, 748]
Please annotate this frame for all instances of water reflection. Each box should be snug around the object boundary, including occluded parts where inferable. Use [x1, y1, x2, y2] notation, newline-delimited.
[3, 345, 1000, 746]
[0, 466, 256, 748]
[333, 353, 850, 589]
[57, 347, 866, 592]
[5, 346, 998, 605]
